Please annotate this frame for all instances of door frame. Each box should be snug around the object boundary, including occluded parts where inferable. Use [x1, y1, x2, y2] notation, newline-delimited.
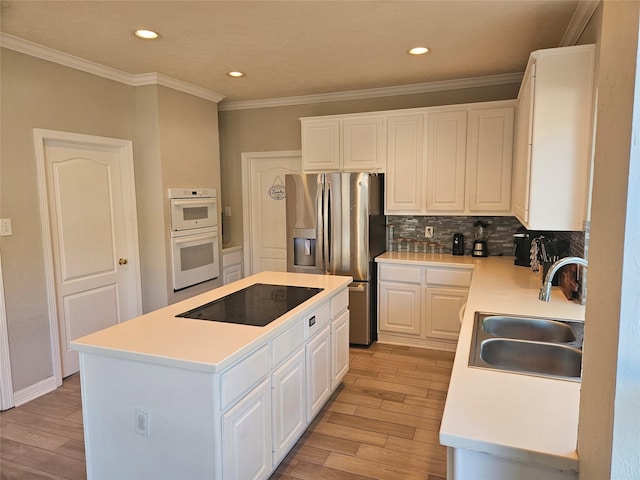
[33, 128, 142, 387]
[241, 150, 301, 275]
[0, 256, 14, 410]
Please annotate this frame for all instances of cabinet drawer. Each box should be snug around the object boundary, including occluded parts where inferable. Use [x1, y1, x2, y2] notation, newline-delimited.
[379, 264, 422, 283]
[331, 289, 349, 317]
[220, 345, 270, 411]
[271, 318, 304, 369]
[425, 267, 472, 287]
[304, 301, 331, 341]
[222, 250, 242, 267]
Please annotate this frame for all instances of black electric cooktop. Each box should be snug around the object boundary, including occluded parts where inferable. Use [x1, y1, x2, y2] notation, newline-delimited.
[176, 283, 323, 327]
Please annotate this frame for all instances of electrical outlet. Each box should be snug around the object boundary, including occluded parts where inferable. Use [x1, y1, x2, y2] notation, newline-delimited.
[425, 226, 434, 239]
[224, 206, 232, 217]
[0, 218, 12, 237]
[135, 408, 151, 437]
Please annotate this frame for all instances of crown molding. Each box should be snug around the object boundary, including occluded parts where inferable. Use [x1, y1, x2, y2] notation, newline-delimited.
[218, 73, 524, 111]
[560, 0, 600, 46]
[0, 33, 225, 103]
[1, 32, 523, 111]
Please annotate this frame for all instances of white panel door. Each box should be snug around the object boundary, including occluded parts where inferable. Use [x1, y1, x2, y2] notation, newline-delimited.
[242, 152, 301, 275]
[331, 310, 350, 389]
[40, 133, 141, 377]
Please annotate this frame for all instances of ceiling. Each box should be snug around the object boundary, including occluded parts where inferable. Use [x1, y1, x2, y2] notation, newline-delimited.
[0, 1, 588, 106]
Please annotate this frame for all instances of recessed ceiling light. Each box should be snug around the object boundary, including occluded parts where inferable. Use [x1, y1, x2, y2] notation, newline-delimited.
[408, 46, 430, 55]
[227, 71, 246, 78]
[134, 29, 159, 40]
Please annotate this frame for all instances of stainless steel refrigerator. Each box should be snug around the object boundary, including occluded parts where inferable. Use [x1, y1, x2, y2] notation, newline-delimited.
[285, 173, 385, 346]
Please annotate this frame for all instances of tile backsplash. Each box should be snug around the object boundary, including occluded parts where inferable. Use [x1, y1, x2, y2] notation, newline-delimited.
[387, 215, 586, 258]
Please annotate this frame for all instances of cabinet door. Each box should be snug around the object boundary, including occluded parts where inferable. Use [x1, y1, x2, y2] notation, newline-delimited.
[301, 119, 340, 171]
[342, 117, 386, 171]
[222, 378, 272, 480]
[331, 310, 350, 390]
[426, 110, 468, 212]
[512, 68, 535, 224]
[424, 287, 469, 341]
[272, 349, 306, 464]
[306, 325, 331, 421]
[378, 280, 421, 336]
[385, 113, 425, 213]
[223, 263, 243, 285]
[467, 106, 514, 213]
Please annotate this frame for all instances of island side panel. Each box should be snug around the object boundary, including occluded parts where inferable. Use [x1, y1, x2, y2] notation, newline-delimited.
[79, 353, 217, 479]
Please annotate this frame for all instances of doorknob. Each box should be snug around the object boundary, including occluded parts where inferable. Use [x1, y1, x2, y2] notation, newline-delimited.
[118, 258, 128, 265]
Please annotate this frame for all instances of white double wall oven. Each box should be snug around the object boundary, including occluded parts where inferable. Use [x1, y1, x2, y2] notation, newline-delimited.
[169, 188, 220, 291]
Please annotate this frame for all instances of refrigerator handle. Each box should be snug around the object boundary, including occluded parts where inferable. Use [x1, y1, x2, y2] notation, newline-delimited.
[315, 177, 324, 272]
[324, 178, 332, 272]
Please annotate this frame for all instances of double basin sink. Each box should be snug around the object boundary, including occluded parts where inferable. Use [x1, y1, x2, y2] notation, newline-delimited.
[468, 312, 584, 381]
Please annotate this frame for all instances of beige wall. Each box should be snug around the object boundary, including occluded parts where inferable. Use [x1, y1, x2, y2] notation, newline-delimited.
[0, 49, 221, 394]
[156, 85, 223, 305]
[218, 84, 520, 246]
[578, 1, 640, 477]
[0, 49, 137, 391]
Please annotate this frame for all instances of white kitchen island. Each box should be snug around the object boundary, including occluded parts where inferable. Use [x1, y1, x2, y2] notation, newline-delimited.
[376, 253, 586, 480]
[71, 271, 352, 480]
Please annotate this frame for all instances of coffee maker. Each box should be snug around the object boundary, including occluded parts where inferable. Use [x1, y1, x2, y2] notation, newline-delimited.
[513, 231, 532, 267]
[472, 221, 489, 257]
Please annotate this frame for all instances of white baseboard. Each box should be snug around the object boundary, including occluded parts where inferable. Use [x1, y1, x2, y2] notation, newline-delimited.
[12, 375, 58, 407]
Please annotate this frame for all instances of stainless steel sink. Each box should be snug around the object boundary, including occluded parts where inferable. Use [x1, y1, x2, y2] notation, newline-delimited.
[480, 338, 582, 378]
[482, 316, 576, 343]
[469, 312, 584, 381]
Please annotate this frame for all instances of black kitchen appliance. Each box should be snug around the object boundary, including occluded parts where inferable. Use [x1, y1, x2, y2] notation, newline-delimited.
[176, 283, 323, 326]
[452, 233, 464, 256]
[513, 232, 532, 267]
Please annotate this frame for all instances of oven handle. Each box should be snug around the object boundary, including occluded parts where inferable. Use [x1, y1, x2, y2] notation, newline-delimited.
[174, 232, 217, 246]
[172, 198, 216, 207]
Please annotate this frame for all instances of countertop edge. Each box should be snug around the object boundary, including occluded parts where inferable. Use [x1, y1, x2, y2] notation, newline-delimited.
[375, 252, 584, 471]
[71, 272, 353, 373]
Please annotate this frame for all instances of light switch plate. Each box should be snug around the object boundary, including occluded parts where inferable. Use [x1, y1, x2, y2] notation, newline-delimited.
[0, 218, 12, 237]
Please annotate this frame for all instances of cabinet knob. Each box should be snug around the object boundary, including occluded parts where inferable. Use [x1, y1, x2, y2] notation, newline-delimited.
[118, 258, 128, 265]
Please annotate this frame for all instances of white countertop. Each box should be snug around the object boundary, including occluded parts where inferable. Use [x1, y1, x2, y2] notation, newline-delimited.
[376, 252, 585, 472]
[71, 272, 352, 373]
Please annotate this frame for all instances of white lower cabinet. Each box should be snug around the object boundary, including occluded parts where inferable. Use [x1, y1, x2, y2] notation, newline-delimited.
[272, 349, 306, 464]
[331, 309, 350, 390]
[424, 287, 469, 341]
[222, 378, 272, 480]
[378, 262, 472, 350]
[379, 280, 422, 335]
[222, 247, 243, 285]
[306, 324, 332, 421]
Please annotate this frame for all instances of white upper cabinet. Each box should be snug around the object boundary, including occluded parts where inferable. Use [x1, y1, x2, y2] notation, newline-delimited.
[385, 101, 515, 215]
[301, 119, 340, 171]
[512, 44, 596, 231]
[301, 115, 385, 172]
[425, 110, 468, 212]
[341, 117, 386, 171]
[301, 100, 515, 215]
[466, 106, 514, 213]
[385, 113, 425, 213]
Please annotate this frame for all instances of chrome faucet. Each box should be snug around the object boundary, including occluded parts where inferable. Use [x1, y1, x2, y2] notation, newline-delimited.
[539, 256, 588, 304]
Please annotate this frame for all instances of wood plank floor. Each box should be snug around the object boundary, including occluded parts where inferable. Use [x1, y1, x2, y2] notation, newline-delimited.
[0, 343, 453, 480]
